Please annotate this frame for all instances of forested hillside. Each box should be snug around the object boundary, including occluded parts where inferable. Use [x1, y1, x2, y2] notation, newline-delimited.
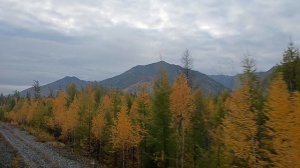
[0, 43, 300, 168]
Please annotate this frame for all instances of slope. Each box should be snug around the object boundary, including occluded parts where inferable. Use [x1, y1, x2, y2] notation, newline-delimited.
[99, 61, 227, 95]
[19, 76, 91, 97]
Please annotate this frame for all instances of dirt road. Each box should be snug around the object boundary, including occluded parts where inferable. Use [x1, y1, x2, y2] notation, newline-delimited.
[0, 122, 88, 168]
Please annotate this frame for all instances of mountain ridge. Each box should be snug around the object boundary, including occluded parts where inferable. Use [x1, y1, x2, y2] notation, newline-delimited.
[19, 76, 92, 97]
[99, 61, 227, 95]
[19, 61, 232, 96]
[209, 66, 277, 90]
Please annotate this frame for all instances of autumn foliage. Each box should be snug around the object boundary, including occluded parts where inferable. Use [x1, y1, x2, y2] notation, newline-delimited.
[223, 83, 259, 167]
[265, 74, 300, 167]
[3, 45, 300, 168]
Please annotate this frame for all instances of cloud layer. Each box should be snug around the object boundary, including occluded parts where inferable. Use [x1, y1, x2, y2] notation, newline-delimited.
[0, 0, 299, 94]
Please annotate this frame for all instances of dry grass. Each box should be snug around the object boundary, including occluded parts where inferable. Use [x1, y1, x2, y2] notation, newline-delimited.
[25, 126, 55, 142]
[11, 154, 26, 168]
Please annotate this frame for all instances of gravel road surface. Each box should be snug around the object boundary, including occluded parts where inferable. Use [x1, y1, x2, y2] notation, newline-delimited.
[0, 122, 89, 168]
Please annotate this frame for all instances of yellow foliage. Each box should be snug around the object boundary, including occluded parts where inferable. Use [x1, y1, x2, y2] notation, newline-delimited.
[291, 92, 300, 166]
[130, 101, 138, 120]
[25, 126, 55, 142]
[202, 97, 216, 125]
[61, 97, 79, 138]
[5, 100, 37, 125]
[170, 74, 194, 167]
[92, 108, 105, 140]
[132, 85, 151, 122]
[223, 83, 259, 167]
[136, 86, 151, 111]
[46, 92, 79, 140]
[170, 73, 194, 128]
[100, 95, 114, 124]
[50, 92, 67, 128]
[266, 74, 299, 168]
[21, 101, 31, 123]
[5, 111, 17, 124]
[11, 155, 23, 168]
[76, 86, 96, 127]
[102, 95, 113, 110]
[111, 104, 143, 150]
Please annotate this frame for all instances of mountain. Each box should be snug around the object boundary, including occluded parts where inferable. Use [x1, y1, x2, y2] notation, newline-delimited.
[19, 61, 228, 97]
[20, 76, 91, 97]
[99, 61, 227, 95]
[207, 75, 236, 90]
[209, 66, 277, 90]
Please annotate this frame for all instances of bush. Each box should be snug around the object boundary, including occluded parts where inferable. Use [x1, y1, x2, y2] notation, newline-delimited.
[0, 108, 4, 121]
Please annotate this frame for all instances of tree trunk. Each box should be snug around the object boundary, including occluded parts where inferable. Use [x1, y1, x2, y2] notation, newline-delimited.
[122, 143, 125, 168]
[181, 123, 185, 168]
[176, 126, 179, 168]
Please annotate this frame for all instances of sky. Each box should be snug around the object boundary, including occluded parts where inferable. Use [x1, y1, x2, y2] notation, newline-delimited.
[1, 0, 300, 95]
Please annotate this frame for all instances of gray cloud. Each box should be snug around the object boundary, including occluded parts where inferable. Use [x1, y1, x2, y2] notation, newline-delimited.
[0, 0, 300, 94]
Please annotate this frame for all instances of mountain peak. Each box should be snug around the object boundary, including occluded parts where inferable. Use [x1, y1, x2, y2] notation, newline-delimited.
[20, 75, 89, 97]
[63, 76, 80, 80]
[156, 60, 168, 64]
[100, 61, 227, 95]
[151, 60, 173, 66]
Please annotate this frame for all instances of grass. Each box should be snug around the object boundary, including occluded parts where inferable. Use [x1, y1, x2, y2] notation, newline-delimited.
[24, 126, 55, 142]
[11, 154, 26, 168]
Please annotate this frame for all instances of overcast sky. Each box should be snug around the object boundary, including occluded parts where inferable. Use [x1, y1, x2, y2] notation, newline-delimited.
[1, 0, 300, 95]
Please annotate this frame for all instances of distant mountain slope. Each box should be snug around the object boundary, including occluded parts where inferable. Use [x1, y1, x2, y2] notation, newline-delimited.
[20, 76, 91, 97]
[99, 61, 227, 95]
[208, 75, 236, 90]
[209, 66, 277, 90]
[19, 61, 229, 97]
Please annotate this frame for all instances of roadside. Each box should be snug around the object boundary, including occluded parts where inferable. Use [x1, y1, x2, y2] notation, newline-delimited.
[0, 122, 98, 168]
[0, 133, 26, 168]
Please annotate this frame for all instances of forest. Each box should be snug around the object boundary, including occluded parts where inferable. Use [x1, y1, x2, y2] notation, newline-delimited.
[0, 42, 300, 168]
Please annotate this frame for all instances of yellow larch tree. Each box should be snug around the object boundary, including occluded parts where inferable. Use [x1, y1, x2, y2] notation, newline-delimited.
[7, 100, 38, 125]
[223, 83, 259, 167]
[203, 96, 217, 132]
[91, 106, 106, 160]
[91, 108, 106, 140]
[170, 73, 194, 168]
[130, 100, 138, 121]
[79, 86, 96, 116]
[129, 84, 151, 168]
[111, 104, 143, 168]
[102, 95, 113, 110]
[136, 84, 151, 117]
[48, 92, 67, 131]
[77, 86, 96, 132]
[266, 74, 298, 168]
[205, 96, 216, 123]
[131, 83, 151, 124]
[6, 100, 27, 124]
[76, 86, 96, 156]
[21, 100, 34, 124]
[61, 96, 79, 141]
[291, 91, 300, 166]
[101, 95, 113, 122]
[26, 100, 38, 125]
